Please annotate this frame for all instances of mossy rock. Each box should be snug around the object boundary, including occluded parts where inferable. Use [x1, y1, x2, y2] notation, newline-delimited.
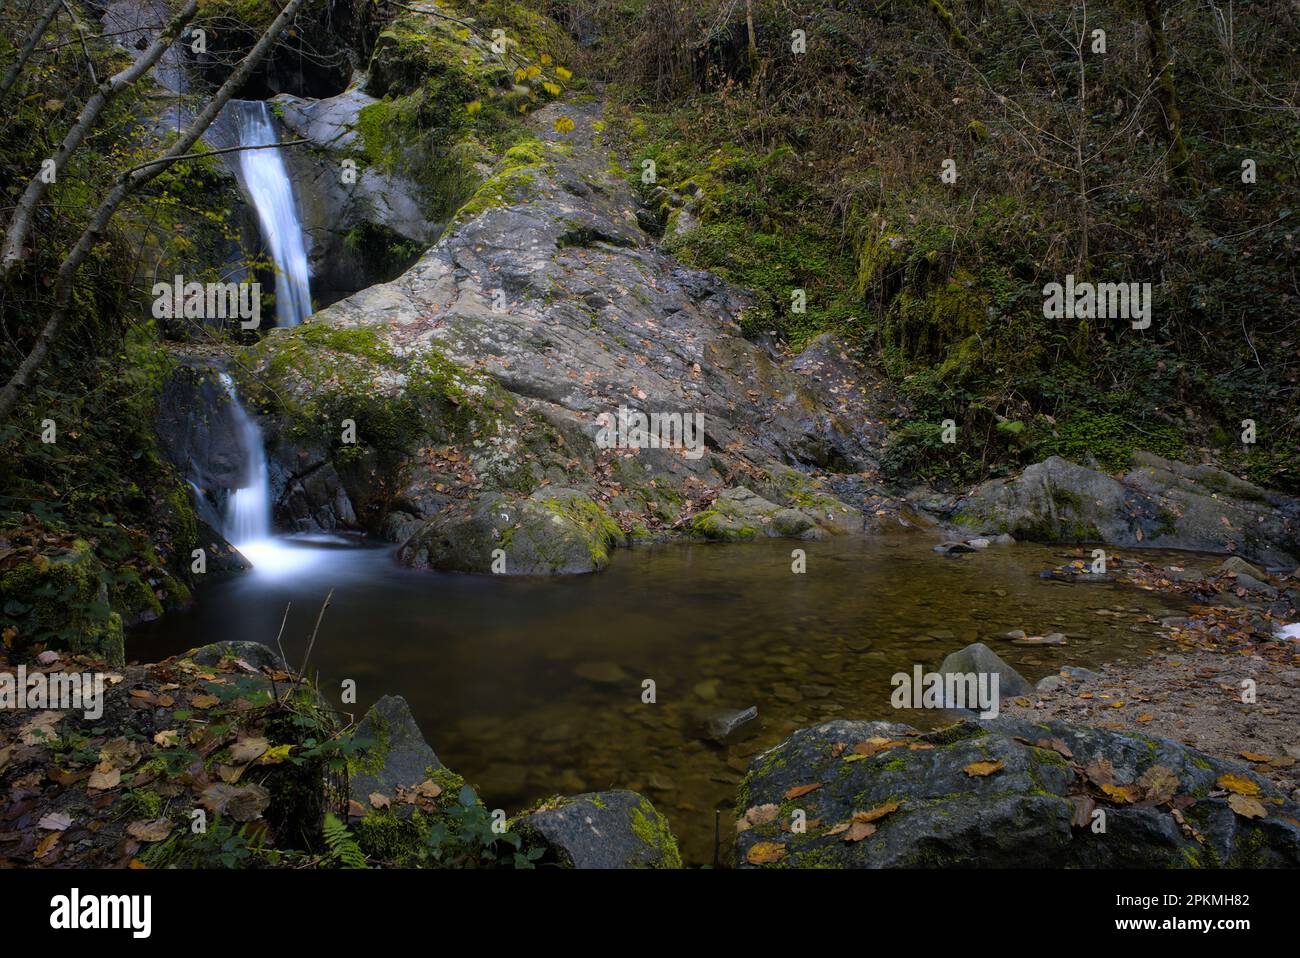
[514, 790, 682, 869]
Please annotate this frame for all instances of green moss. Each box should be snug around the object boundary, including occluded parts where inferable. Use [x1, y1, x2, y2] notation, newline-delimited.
[354, 811, 428, 866]
[629, 800, 682, 869]
[0, 538, 125, 665]
[539, 495, 620, 567]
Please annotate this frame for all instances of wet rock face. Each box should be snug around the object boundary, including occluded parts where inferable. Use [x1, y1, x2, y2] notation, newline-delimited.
[156, 364, 248, 495]
[954, 454, 1300, 566]
[514, 790, 682, 869]
[735, 717, 1300, 868]
[272, 87, 439, 306]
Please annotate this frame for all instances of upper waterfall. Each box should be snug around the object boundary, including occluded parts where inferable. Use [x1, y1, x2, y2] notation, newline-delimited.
[233, 100, 313, 327]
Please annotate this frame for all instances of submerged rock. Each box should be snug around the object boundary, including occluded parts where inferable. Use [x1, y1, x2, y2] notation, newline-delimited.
[702, 705, 759, 744]
[514, 790, 681, 868]
[736, 717, 1300, 868]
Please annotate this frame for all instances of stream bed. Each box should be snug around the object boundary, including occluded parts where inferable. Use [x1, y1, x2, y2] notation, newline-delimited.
[129, 533, 1198, 864]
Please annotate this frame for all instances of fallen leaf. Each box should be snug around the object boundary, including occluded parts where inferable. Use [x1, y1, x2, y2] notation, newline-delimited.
[854, 799, 901, 824]
[369, 792, 392, 810]
[1139, 765, 1179, 804]
[783, 783, 822, 800]
[736, 803, 779, 833]
[88, 763, 121, 790]
[34, 832, 60, 859]
[842, 821, 877, 842]
[1217, 773, 1261, 797]
[746, 841, 786, 864]
[199, 783, 270, 822]
[229, 737, 269, 764]
[153, 730, 179, 748]
[1101, 782, 1143, 804]
[126, 819, 172, 842]
[963, 760, 1004, 777]
[191, 694, 219, 709]
[38, 812, 72, 831]
[1228, 794, 1267, 820]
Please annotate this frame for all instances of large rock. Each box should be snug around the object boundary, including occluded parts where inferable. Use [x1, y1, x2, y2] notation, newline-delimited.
[247, 94, 891, 571]
[735, 717, 1300, 868]
[349, 695, 452, 809]
[514, 790, 682, 868]
[938, 642, 1033, 699]
[954, 454, 1300, 566]
[397, 489, 619, 575]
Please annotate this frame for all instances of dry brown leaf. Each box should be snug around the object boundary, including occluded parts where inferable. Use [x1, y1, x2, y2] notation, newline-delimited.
[841, 821, 876, 842]
[963, 759, 1004, 777]
[1228, 794, 1267, 819]
[87, 762, 120, 790]
[38, 812, 72, 831]
[191, 694, 219, 709]
[854, 799, 901, 824]
[126, 819, 173, 842]
[783, 783, 822, 800]
[1138, 765, 1179, 804]
[736, 803, 779, 833]
[369, 792, 392, 810]
[229, 737, 269, 764]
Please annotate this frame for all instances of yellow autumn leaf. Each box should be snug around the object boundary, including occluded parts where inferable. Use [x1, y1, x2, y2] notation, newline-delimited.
[556, 66, 572, 81]
[513, 67, 526, 83]
[554, 115, 575, 134]
[1217, 773, 1260, 796]
[543, 81, 561, 96]
[746, 841, 786, 864]
[963, 759, 1004, 777]
[540, 52, 552, 65]
[526, 64, 541, 79]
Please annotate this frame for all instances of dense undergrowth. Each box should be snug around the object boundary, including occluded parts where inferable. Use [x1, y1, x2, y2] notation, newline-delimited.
[594, 0, 1300, 491]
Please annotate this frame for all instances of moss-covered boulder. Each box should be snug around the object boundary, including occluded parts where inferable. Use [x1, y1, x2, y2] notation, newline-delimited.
[397, 489, 619, 575]
[953, 454, 1300, 566]
[0, 538, 124, 666]
[735, 717, 1300, 868]
[514, 790, 682, 869]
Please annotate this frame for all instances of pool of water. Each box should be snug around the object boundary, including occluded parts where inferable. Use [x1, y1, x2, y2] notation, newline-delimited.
[129, 532, 1196, 865]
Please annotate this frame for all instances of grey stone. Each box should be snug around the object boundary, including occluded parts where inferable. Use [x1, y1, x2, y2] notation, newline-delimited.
[515, 790, 680, 868]
[938, 642, 1033, 698]
[349, 695, 456, 813]
[736, 717, 1300, 868]
[703, 705, 759, 744]
[191, 640, 283, 670]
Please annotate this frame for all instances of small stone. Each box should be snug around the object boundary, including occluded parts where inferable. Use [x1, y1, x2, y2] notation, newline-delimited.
[967, 537, 991, 549]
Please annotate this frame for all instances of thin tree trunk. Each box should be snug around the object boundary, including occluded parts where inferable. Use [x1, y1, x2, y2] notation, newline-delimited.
[0, 0, 64, 104]
[1, 0, 200, 279]
[0, 0, 312, 425]
[1142, 0, 1189, 180]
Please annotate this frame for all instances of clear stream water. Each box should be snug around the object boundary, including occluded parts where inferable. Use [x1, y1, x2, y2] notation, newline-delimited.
[129, 532, 1196, 864]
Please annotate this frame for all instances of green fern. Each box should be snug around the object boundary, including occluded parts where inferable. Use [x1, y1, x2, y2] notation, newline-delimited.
[323, 813, 367, 869]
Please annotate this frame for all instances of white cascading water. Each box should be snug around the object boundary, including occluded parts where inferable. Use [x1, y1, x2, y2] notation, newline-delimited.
[216, 374, 320, 576]
[218, 373, 271, 545]
[233, 100, 313, 327]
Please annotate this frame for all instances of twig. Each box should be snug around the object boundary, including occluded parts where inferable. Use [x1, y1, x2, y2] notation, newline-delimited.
[298, 589, 333, 680]
[122, 138, 310, 177]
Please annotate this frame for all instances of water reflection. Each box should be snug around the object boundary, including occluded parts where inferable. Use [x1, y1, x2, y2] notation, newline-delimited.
[130, 534, 1195, 864]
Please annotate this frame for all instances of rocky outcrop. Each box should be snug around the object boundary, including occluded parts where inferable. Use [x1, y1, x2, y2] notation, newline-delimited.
[273, 85, 441, 306]
[938, 642, 1033, 699]
[245, 93, 892, 573]
[953, 454, 1300, 567]
[735, 717, 1300, 868]
[349, 695, 456, 811]
[514, 790, 682, 869]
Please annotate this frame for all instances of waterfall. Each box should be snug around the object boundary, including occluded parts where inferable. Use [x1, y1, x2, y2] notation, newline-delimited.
[217, 373, 271, 546]
[233, 101, 313, 327]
